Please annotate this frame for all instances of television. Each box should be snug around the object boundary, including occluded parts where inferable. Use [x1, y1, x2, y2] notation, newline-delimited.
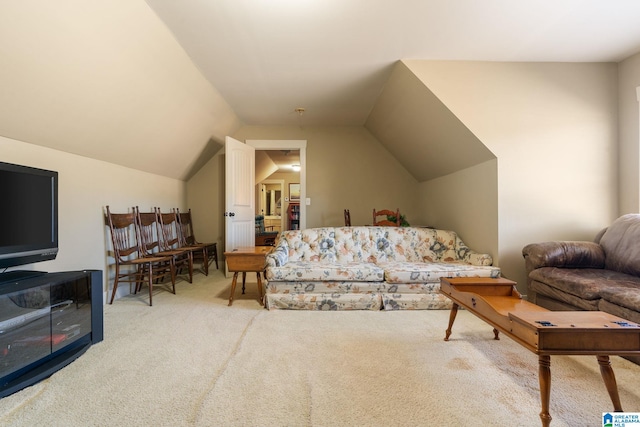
[0, 161, 58, 273]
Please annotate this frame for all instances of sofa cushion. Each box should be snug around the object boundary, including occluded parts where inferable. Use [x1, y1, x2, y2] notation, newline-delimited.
[265, 281, 383, 294]
[529, 267, 640, 300]
[529, 280, 600, 311]
[599, 284, 640, 313]
[381, 262, 500, 284]
[599, 213, 640, 276]
[333, 227, 431, 263]
[598, 299, 640, 324]
[265, 261, 384, 282]
[282, 228, 339, 262]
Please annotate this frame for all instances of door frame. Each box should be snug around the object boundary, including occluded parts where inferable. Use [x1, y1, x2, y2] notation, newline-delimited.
[247, 140, 307, 230]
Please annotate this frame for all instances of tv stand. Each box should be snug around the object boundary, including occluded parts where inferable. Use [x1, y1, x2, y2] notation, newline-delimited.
[0, 270, 103, 398]
[0, 270, 47, 285]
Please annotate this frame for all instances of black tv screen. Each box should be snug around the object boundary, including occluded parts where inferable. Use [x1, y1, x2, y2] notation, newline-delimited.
[0, 161, 58, 269]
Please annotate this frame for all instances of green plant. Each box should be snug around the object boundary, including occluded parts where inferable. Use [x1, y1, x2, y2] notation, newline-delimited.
[387, 214, 410, 227]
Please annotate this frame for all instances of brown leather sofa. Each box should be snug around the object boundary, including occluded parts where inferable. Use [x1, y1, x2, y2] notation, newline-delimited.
[522, 214, 640, 363]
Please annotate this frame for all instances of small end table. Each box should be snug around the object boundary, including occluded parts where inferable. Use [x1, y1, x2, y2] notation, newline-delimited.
[223, 246, 272, 306]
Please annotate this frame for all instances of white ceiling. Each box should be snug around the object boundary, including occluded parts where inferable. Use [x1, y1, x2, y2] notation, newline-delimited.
[145, 0, 640, 127]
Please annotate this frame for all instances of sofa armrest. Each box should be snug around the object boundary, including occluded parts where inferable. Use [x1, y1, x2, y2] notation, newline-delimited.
[522, 241, 605, 273]
[266, 240, 289, 267]
[466, 253, 493, 266]
[449, 233, 493, 265]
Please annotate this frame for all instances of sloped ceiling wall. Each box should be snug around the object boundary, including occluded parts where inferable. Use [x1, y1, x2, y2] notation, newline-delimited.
[0, 1, 240, 181]
[1, 3, 495, 184]
[365, 61, 496, 182]
[255, 151, 279, 183]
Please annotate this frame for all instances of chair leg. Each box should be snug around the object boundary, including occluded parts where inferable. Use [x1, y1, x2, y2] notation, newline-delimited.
[210, 243, 218, 270]
[168, 260, 176, 286]
[135, 267, 145, 294]
[147, 263, 154, 306]
[169, 260, 177, 295]
[203, 247, 209, 276]
[109, 264, 120, 304]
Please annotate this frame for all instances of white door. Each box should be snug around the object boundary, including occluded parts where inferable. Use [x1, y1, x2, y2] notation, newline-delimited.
[225, 136, 255, 254]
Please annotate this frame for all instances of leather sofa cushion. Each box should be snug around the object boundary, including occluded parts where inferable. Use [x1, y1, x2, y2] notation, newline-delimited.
[599, 285, 640, 313]
[530, 280, 600, 311]
[599, 213, 640, 276]
[529, 267, 640, 300]
[598, 299, 640, 324]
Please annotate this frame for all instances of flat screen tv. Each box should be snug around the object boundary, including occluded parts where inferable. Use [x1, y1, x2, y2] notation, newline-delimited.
[0, 161, 58, 270]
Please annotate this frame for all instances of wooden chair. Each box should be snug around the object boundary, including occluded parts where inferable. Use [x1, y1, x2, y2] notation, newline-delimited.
[105, 206, 175, 306]
[255, 214, 279, 246]
[176, 208, 219, 273]
[135, 207, 193, 285]
[344, 209, 351, 226]
[153, 208, 195, 283]
[372, 208, 401, 226]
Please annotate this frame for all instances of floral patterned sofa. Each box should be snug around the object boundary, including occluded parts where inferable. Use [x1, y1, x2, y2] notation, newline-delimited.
[264, 226, 500, 310]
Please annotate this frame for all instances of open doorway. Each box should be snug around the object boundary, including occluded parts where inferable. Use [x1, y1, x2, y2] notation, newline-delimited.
[248, 140, 307, 230]
[258, 179, 285, 232]
[255, 151, 299, 230]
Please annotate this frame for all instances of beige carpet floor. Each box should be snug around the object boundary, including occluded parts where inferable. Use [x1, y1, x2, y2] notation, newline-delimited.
[0, 271, 639, 426]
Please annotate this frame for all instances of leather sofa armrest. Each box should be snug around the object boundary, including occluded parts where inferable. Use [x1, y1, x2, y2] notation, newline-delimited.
[522, 241, 605, 273]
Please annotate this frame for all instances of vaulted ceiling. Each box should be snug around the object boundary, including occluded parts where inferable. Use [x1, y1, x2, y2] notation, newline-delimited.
[145, 0, 640, 126]
[2, 2, 640, 180]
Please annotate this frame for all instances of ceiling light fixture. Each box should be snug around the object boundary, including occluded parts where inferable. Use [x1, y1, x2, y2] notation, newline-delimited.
[294, 107, 305, 116]
[292, 164, 301, 172]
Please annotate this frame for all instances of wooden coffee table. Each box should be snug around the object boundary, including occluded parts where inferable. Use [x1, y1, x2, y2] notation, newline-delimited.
[440, 277, 640, 427]
[224, 246, 272, 306]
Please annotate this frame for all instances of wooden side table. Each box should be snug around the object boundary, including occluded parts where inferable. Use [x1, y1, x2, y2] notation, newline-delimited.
[223, 246, 272, 306]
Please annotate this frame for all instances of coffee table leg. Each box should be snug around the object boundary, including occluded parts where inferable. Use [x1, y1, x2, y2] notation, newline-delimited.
[241, 272, 246, 294]
[493, 328, 500, 340]
[597, 355, 623, 411]
[228, 272, 239, 306]
[444, 303, 459, 341]
[539, 355, 552, 427]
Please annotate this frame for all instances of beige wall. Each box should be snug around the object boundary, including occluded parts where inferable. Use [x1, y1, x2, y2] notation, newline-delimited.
[618, 52, 640, 214]
[186, 150, 225, 250]
[1, 135, 186, 302]
[186, 126, 420, 252]
[418, 159, 498, 260]
[235, 126, 420, 228]
[406, 61, 618, 291]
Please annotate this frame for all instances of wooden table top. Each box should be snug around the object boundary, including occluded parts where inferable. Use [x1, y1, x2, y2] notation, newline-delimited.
[224, 246, 272, 273]
[224, 246, 273, 256]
